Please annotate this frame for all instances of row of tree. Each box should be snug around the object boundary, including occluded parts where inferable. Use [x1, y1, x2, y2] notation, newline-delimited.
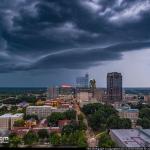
[3, 95, 37, 105]
[9, 124, 87, 148]
[81, 103, 131, 131]
[47, 110, 76, 126]
[137, 107, 150, 128]
[98, 132, 116, 148]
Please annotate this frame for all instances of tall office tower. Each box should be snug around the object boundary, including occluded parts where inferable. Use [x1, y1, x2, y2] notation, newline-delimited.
[76, 73, 89, 88]
[47, 86, 59, 99]
[107, 72, 122, 103]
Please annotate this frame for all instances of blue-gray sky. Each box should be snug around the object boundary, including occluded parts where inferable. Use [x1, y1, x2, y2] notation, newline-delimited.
[0, 0, 150, 87]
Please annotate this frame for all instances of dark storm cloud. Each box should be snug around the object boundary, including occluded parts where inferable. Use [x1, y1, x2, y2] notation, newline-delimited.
[0, 0, 150, 72]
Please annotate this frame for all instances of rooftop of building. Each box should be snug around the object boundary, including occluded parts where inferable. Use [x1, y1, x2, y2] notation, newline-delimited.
[110, 129, 150, 147]
[117, 108, 139, 113]
[11, 113, 24, 118]
[0, 113, 12, 118]
[107, 72, 122, 76]
[0, 113, 23, 118]
[58, 119, 71, 125]
[27, 105, 55, 108]
[18, 101, 29, 104]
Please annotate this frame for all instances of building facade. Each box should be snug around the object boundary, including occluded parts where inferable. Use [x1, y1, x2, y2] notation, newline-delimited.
[26, 106, 71, 119]
[77, 91, 93, 102]
[76, 73, 89, 88]
[107, 72, 122, 103]
[47, 86, 59, 99]
[110, 129, 150, 147]
[117, 106, 139, 127]
[0, 113, 24, 130]
[26, 106, 53, 119]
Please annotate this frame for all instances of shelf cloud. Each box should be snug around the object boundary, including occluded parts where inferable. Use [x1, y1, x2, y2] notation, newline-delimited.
[0, 0, 150, 73]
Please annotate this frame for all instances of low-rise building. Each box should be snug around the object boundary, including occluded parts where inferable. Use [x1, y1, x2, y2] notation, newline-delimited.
[26, 106, 53, 119]
[24, 118, 37, 128]
[117, 105, 139, 127]
[58, 119, 71, 129]
[110, 129, 150, 147]
[39, 119, 47, 127]
[144, 95, 150, 104]
[26, 106, 71, 119]
[77, 91, 93, 102]
[17, 101, 29, 108]
[79, 99, 99, 108]
[0, 113, 24, 130]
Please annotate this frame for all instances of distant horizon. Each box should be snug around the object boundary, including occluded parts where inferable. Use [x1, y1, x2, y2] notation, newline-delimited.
[0, 86, 150, 88]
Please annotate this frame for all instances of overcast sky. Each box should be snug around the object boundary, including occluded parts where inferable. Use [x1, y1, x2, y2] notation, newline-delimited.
[0, 0, 150, 87]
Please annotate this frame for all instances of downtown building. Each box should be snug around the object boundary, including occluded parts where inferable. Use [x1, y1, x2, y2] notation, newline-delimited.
[76, 73, 89, 88]
[47, 86, 59, 99]
[116, 104, 139, 128]
[107, 72, 122, 104]
[0, 113, 24, 130]
[110, 129, 150, 147]
[26, 106, 71, 119]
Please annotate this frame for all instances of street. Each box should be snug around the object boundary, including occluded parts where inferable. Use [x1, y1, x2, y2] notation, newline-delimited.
[74, 102, 98, 147]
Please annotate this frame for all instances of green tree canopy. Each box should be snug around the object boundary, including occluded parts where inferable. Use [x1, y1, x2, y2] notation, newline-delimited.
[120, 118, 132, 129]
[78, 114, 84, 121]
[137, 118, 150, 128]
[23, 130, 38, 145]
[139, 108, 150, 120]
[49, 132, 61, 146]
[98, 132, 116, 148]
[106, 116, 131, 129]
[64, 109, 76, 120]
[47, 112, 65, 126]
[9, 133, 22, 148]
[14, 119, 25, 127]
[79, 120, 87, 130]
[62, 124, 79, 135]
[82, 103, 103, 115]
[61, 130, 87, 147]
[24, 114, 38, 121]
[37, 129, 49, 139]
[89, 110, 106, 130]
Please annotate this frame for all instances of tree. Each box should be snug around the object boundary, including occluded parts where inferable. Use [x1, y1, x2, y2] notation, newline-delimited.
[120, 118, 132, 129]
[137, 118, 150, 128]
[98, 132, 116, 148]
[23, 130, 38, 145]
[107, 116, 131, 129]
[139, 108, 150, 120]
[76, 131, 87, 147]
[78, 114, 84, 121]
[89, 110, 106, 130]
[49, 132, 61, 146]
[64, 110, 76, 120]
[102, 104, 118, 118]
[18, 95, 36, 103]
[62, 124, 79, 135]
[61, 133, 69, 145]
[61, 130, 87, 147]
[47, 112, 65, 126]
[9, 133, 22, 147]
[79, 121, 87, 130]
[24, 114, 38, 121]
[81, 103, 118, 131]
[14, 119, 25, 127]
[106, 115, 120, 129]
[82, 103, 103, 115]
[37, 129, 49, 139]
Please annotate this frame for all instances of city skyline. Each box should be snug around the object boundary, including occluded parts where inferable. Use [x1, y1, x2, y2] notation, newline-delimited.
[0, 0, 150, 87]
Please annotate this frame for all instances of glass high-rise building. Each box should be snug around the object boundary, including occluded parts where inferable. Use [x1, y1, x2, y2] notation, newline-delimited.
[107, 72, 122, 102]
[76, 73, 89, 88]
